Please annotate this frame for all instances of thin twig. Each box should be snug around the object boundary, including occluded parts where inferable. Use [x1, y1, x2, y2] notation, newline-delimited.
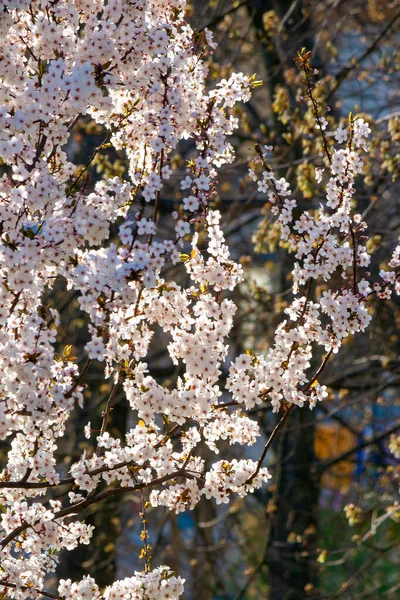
[245, 404, 296, 486]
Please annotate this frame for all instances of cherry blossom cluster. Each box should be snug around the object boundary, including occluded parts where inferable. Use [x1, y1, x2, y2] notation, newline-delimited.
[0, 1, 263, 599]
[0, 1, 399, 600]
[235, 118, 399, 412]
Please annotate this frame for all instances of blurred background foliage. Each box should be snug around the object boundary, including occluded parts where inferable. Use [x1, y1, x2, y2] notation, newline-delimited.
[33, 1, 400, 598]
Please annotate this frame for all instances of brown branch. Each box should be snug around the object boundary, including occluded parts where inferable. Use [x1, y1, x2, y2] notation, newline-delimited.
[307, 348, 333, 389]
[199, 0, 250, 32]
[0, 469, 202, 549]
[64, 358, 91, 399]
[332, 556, 376, 598]
[317, 403, 360, 437]
[350, 225, 358, 294]
[245, 404, 296, 486]
[304, 70, 332, 165]
[27, 130, 47, 173]
[0, 580, 60, 600]
[0, 422, 184, 490]
[99, 372, 123, 437]
[319, 422, 400, 473]
[8, 290, 22, 317]
[326, 7, 400, 102]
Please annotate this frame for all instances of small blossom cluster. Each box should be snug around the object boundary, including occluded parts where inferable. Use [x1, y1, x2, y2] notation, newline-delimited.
[376, 242, 400, 297]
[59, 567, 184, 600]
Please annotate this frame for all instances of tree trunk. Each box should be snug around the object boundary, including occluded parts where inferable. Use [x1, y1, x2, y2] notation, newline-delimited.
[265, 408, 320, 599]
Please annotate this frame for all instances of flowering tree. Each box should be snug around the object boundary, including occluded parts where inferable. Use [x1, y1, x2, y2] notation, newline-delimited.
[0, 1, 399, 599]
